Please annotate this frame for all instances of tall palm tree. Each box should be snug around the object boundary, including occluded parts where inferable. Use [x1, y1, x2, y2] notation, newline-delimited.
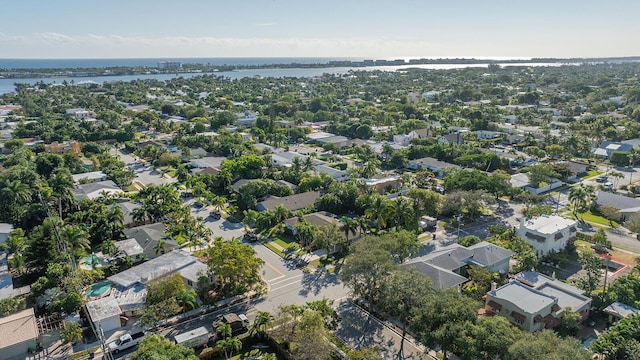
[251, 311, 273, 339]
[568, 185, 588, 218]
[340, 216, 358, 242]
[1, 179, 31, 222]
[216, 337, 242, 360]
[272, 204, 291, 223]
[63, 225, 90, 270]
[393, 197, 415, 230]
[216, 323, 232, 340]
[365, 195, 390, 232]
[49, 170, 75, 219]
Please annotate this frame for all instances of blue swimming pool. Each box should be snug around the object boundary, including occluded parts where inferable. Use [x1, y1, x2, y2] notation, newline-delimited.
[85, 281, 112, 298]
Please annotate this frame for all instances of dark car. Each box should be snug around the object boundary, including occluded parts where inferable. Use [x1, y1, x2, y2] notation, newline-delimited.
[243, 232, 258, 242]
[210, 211, 221, 220]
[193, 201, 204, 209]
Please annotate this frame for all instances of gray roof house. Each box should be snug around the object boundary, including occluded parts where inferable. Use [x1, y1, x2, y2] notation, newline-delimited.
[72, 180, 122, 201]
[402, 242, 513, 290]
[111, 201, 143, 228]
[485, 271, 591, 332]
[108, 250, 208, 289]
[256, 191, 321, 212]
[595, 191, 640, 215]
[603, 302, 640, 323]
[71, 171, 107, 184]
[123, 223, 178, 259]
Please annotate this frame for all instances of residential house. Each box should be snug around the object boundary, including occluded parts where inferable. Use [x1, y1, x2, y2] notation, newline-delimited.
[123, 223, 178, 259]
[595, 191, 640, 219]
[114, 238, 145, 262]
[65, 108, 96, 119]
[45, 141, 81, 155]
[603, 302, 640, 323]
[271, 151, 308, 167]
[593, 141, 634, 158]
[402, 242, 513, 290]
[108, 250, 211, 290]
[393, 128, 431, 146]
[509, 173, 562, 195]
[235, 111, 258, 127]
[189, 156, 226, 171]
[230, 179, 253, 194]
[474, 130, 500, 140]
[438, 133, 464, 145]
[85, 296, 122, 332]
[72, 180, 122, 201]
[284, 211, 359, 244]
[112, 201, 143, 228]
[485, 271, 591, 332]
[406, 157, 460, 178]
[256, 191, 321, 212]
[0, 308, 39, 360]
[315, 164, 350, 182]
[359, 176, 401, 194]
[71, 171, 107, 184]
[517, 215, 577, 258]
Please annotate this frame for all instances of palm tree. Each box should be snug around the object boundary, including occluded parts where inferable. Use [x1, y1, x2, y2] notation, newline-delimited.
[62, 225, 90, 269]
[272, 204, 291, 223]
[177, 288, 197, 311]
[365, 195, 390, 232]
[153, 239, 167, 256]
[340, 216, 358, 242]
[393, 197, 415, 230]
[216, 337, 242, 360]
[251, 311, 273, 339]
[49, 170, 75, 218]
[216, 323, 232, 340]
[1, 179, 31, 222]
[568, 185, 589, 218]
[356, 216, 370, 236]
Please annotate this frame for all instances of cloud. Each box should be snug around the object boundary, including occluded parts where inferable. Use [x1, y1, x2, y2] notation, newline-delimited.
[0, 32, 636, 58]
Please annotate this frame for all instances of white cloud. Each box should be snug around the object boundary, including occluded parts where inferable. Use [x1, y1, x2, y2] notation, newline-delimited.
[0, 32, 637, 59]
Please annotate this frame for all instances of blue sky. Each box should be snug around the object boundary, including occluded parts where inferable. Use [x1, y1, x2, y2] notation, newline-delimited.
[2, 0, 639, 59]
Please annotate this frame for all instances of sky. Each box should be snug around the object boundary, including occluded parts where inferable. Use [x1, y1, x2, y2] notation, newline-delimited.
[2, 0, 640, 59]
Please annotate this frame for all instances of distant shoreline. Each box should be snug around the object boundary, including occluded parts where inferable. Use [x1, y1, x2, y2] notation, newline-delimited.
[1, 56, 639, 80]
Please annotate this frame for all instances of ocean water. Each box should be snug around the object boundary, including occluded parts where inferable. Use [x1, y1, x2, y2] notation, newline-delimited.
[0, 57, 356, 70]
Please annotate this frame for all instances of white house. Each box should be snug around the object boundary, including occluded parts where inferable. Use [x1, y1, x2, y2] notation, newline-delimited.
[517, 215, 577, 258]
[85, 296, 122, 333]
[71, 171, 107, 184]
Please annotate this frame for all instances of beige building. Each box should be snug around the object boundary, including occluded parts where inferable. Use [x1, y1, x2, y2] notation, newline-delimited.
[0, 308, 39, 360]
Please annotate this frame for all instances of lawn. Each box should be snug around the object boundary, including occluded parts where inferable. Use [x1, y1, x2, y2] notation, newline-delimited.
[582, 169, 603, 179]
[263, 242, 285, 257]
[575, 210, 619, 227]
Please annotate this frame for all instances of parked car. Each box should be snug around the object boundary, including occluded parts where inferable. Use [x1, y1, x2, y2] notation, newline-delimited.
[243, 232, 257, 242]
[108, 331, 146, 353]
[596, 175, 608, 183]
[193, 201, 204, 209]
[210, 211, 221, 219]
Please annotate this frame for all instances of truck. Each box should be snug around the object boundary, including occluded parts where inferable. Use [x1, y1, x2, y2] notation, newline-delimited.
[174, 326, 210, 349]
[107, 331, 146, 353]
[219, 313, 249, 333]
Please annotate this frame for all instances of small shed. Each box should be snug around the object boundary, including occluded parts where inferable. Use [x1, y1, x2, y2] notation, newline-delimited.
[86, 296, 121, 332]
[603, 301, 640, 323]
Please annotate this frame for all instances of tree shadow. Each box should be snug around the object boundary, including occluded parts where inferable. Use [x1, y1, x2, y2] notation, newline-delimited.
[298, 270, 341, 297]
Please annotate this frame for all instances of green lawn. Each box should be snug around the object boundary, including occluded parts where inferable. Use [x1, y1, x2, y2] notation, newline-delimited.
[582, 169, 603, 179]
[576, 210, 619, 227]
[263, 242, 285, 257]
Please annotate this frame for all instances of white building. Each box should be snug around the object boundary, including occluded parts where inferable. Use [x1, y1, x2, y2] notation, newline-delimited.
[518, 215, 577, 258]
[0, 308, 38, 360]
[85, 296, 122, 333]
[0, 223, 13, 245]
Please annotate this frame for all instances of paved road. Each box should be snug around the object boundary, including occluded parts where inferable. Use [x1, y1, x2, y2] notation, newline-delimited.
[334, 300, 432, 360]
[250, 241, 349, 313]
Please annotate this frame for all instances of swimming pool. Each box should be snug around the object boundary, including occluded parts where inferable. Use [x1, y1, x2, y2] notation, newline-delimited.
[85, 254, 100, 266]
[86, 281, 113, 298]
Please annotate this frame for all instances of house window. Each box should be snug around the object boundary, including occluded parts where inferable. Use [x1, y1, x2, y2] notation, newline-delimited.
[187, 280, 193, 287]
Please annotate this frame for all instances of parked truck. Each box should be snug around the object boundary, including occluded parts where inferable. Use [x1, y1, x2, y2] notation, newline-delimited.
[107, 331, 146, 353]
[219, 313, 249, 333]
[174, 326, 210, 349]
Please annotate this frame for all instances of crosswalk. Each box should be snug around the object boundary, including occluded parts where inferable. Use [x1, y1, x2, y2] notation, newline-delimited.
[267, 273, 305, 292]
